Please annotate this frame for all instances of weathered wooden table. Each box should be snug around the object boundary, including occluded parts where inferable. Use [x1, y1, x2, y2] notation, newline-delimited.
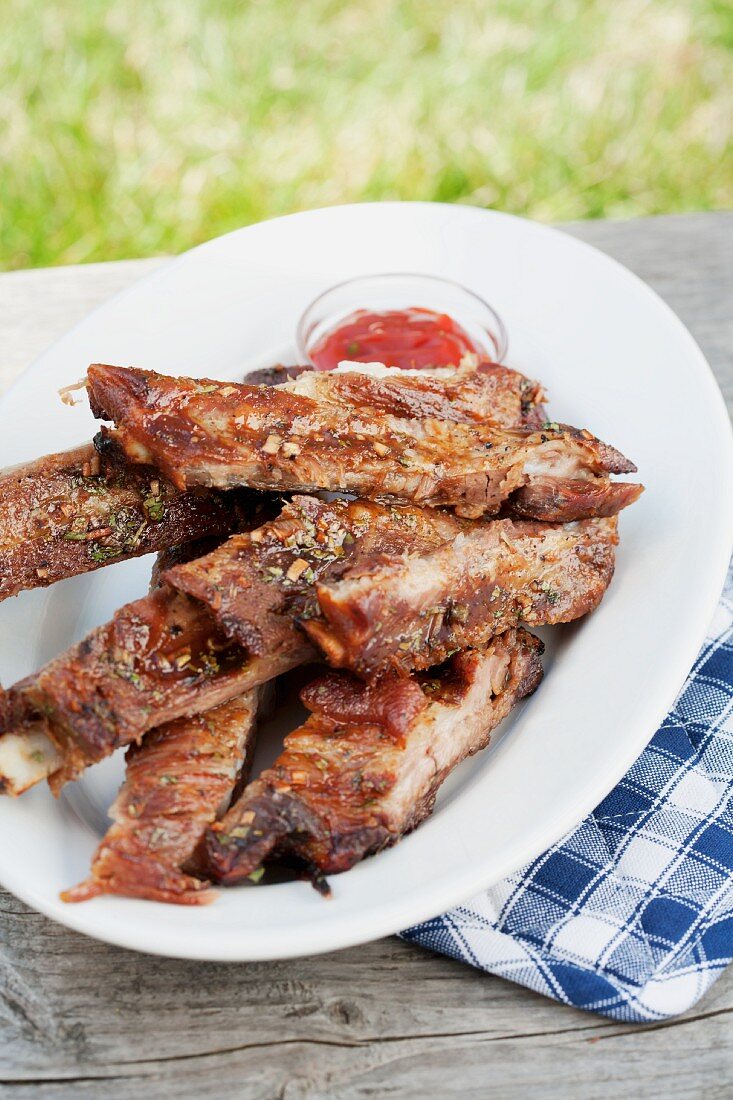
[1, 213, 732, 1099]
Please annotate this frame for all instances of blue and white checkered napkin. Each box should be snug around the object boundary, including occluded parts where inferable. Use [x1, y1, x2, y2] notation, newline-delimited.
[402, 558, 733, 1023]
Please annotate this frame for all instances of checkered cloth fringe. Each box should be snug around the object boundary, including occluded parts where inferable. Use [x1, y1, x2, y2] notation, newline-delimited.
[401, 557, 733, 1022]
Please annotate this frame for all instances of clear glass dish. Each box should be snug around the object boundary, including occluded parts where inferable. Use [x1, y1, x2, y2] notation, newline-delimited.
[295, 272, 508, 367]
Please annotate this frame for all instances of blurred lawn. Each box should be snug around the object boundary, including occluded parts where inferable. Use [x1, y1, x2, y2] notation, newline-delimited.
[1, 0, 731, 270]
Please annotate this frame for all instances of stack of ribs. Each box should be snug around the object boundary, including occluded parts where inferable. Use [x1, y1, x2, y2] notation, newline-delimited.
[0, 356, 642, 902]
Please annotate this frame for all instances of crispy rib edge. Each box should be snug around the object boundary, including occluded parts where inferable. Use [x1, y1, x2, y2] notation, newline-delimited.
[62, 688, 262, 906]
[302, 516, 618, 678]
[200, 629, 544, 883]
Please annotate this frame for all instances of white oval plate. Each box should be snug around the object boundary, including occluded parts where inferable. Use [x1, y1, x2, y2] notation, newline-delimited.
[1, 203, 731, 961]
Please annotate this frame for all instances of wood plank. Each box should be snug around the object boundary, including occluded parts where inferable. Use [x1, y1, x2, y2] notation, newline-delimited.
[0, 213, 732, 1097]
[1, 892, 732, 1099]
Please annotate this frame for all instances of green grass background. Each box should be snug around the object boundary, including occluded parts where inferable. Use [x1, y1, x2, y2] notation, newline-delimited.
[1, 0, 731, 271]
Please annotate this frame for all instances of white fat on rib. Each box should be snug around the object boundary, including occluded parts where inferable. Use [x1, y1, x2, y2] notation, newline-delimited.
[380, 646, 512, 830]
[523, 440, 588, 480]
[333, 552, 448, 612]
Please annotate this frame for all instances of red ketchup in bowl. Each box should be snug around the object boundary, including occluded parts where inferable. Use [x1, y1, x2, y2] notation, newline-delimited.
[308, 307, 482, 371]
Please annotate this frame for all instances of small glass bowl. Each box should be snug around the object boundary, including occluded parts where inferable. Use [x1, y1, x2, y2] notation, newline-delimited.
[295, 272, 508, 367]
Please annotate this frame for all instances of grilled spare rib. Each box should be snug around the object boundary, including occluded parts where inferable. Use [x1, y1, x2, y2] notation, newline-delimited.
[0, 497, 444, 794]
[0, 441, 256, 601]
[246, 359, 545, 427]
[201, 629, 543, 882]
[304, 515, 619, 678]
[281, 359, 546, 428]
[63, 690, 261, 906]
[0, 586, 305, 796]
[165, 497, 617, 678]
[86, 363, 641, 520]
[163, 496, 461, 653]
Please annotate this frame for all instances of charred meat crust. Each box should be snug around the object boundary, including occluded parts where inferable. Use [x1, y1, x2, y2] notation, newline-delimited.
[246, 360, 546, 428]
[63, 690, 261, 905]
[163, 495, 462, 654]
[86, 363, 641, 520]
[244, 364, 310, 386]
[200, 630, 544, 881]
[300, 673, 428, 738]
[282, 361, 546, 428]
[161, 496, 617, 682]
[509, 476, 644, 521]
[148, 537, 229, 590]
[2, 585, 306, 792]
[304, 515, 618, 678]
[0, 440, 259, 601]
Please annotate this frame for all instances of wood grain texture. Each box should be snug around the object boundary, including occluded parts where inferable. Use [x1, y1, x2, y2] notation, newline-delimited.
[0, 212, 732, 1098]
